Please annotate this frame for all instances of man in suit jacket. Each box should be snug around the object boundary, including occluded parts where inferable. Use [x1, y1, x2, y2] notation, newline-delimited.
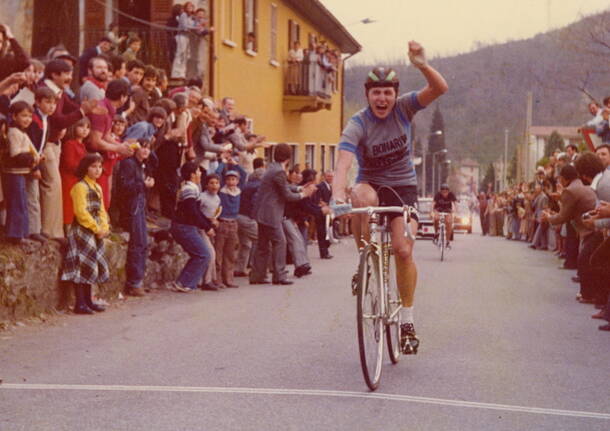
[250, 143, 316, 285]
[544, 164, 597, 237]
[78, 37, 113, 83]
[315, 170, 334, 258]
[543, 164, 597, 281]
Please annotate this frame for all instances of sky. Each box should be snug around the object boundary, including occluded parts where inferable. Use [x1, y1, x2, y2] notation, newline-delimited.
[321, 0, 610, 64]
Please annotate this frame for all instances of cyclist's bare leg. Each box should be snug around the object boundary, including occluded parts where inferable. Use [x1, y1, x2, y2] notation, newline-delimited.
[445, 214, 453, 241]
[350, 183, 379, 249]
[390, 216, 418, 307]
[432, 212, 440, 238]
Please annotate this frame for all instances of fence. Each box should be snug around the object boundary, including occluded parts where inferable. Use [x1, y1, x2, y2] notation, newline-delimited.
[284, 55, 337, 99]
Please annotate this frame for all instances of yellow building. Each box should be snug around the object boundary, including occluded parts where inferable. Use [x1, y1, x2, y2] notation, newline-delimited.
[11, 0, 360, 171]
[211, 0, 361, 171]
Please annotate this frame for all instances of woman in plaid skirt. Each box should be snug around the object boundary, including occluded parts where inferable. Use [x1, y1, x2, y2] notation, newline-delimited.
[61, 153, 110, 314]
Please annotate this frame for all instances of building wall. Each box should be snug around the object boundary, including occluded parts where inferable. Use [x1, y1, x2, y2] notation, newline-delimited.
[213, 0, 341, 170]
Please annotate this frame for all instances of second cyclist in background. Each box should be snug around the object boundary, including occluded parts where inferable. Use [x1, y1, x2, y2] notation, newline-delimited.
[433, 184, 457, 247]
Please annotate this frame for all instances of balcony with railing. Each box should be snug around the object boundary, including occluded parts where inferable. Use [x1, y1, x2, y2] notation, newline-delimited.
[283, 57, 338, 113]
[84, 28, 174, 72]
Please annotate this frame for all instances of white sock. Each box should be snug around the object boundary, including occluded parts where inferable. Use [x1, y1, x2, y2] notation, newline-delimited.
[401, 306, 414, 324]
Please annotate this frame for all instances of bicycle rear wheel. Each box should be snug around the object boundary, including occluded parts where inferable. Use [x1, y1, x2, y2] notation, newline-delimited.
[357, 246, 384, 391]
[385, 249, 401, 364]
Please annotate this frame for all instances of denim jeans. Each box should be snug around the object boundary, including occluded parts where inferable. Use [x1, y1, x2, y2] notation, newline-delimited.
[2, 173, 28, 239]
[170, 222, 211, 289]
[125, 200, 148, 289]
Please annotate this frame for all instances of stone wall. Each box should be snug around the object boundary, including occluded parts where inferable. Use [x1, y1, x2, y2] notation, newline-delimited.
[0, 230, 187, 328]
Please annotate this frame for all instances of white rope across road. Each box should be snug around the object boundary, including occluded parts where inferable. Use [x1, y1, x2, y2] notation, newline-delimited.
[2, 383, 610, 420]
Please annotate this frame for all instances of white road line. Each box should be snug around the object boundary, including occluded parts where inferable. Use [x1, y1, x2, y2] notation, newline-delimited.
[2, 383, 609, 420]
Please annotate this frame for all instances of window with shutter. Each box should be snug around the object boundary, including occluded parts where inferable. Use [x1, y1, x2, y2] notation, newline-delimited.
[223, 0, 235, 43]
[243, 0, 258, 53]
[270, 3, 277, 63]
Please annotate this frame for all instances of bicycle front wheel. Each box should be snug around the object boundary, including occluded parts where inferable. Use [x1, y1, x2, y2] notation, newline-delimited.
[357, 246, 384, 391]
[385, 249, 401, 364]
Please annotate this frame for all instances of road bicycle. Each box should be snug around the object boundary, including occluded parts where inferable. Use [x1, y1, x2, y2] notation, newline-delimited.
[335, 205, 417, 391]
[433, 212, 451, 261]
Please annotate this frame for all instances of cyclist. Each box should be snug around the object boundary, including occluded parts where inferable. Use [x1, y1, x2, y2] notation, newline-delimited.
[432, 183, 457, 247]
[331, 41, 448, 354]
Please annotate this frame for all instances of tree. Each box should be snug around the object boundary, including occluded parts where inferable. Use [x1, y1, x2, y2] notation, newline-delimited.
[544, 131, 565, 157]
[507, 150, 517, 184]
[481, 163, 496, 192]
[546, 11, 610, 102]
[424, 104, 446, 195]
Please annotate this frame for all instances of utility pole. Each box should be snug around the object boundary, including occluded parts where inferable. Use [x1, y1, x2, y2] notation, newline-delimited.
[522, 91, 534, 181]
[504, 128, 509, 189]
[422, 141, 427, 197]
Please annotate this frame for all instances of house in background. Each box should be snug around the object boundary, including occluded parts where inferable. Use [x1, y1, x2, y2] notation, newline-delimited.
[457, 158, 480, 195]
[11, 0, 361, 172]
[526, 126, 581, 181]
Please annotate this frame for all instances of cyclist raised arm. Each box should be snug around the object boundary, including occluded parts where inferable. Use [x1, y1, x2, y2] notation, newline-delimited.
[332, 40, 447, 354]
[433, 184, 457, 246]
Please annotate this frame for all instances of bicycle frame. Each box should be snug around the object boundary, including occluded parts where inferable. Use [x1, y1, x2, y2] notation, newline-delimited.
[351, 206, 416, 324]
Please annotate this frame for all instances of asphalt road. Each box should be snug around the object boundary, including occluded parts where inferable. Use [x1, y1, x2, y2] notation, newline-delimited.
[1, 229, 609, 430]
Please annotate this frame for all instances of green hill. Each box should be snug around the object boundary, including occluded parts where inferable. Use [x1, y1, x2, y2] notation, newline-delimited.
[344, 11, 609, 164]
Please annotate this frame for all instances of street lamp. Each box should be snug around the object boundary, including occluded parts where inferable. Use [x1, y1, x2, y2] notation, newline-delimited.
[422, 130, 442, 197]
[347, 17, 377, 26]
[431, 148, 448, 194]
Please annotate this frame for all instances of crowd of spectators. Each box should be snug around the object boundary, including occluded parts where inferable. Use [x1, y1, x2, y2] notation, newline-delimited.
[477, 111, 610, 331]
[0, 19, 342, 315]
[286, 39, 341, 97]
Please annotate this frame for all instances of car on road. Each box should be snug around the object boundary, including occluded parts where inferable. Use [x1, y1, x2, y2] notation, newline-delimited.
[416, 197, 434, 239]
[453, 200, 473, 234]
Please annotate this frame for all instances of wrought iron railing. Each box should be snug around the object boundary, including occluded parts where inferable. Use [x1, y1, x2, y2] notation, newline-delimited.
[284, 56, 338, 99]
[84, 28, 175, 72]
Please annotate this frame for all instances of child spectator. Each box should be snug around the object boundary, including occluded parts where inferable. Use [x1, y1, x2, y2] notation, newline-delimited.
[124, 106, 167, 143]
[2, 101, 38, 244]
[106, 22, 127, 54]
[170, 161, 214, 292]
[110, 114, 127, 142]
[170, 2, 199, 81]
[60, 153, 109, 314]
[214, 169, 242, 288]
[60, 117, 91, 228]
[25, 87, 58, 242]
[127, 65, 159, 125]
[199, 173, 223, 291]
[116, 140, 155, 297]
[122, 36, 142, 63]
[10, 60, 44, 106]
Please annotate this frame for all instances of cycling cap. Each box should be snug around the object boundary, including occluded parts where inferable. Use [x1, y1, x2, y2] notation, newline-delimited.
[364, 67, 399, 92]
